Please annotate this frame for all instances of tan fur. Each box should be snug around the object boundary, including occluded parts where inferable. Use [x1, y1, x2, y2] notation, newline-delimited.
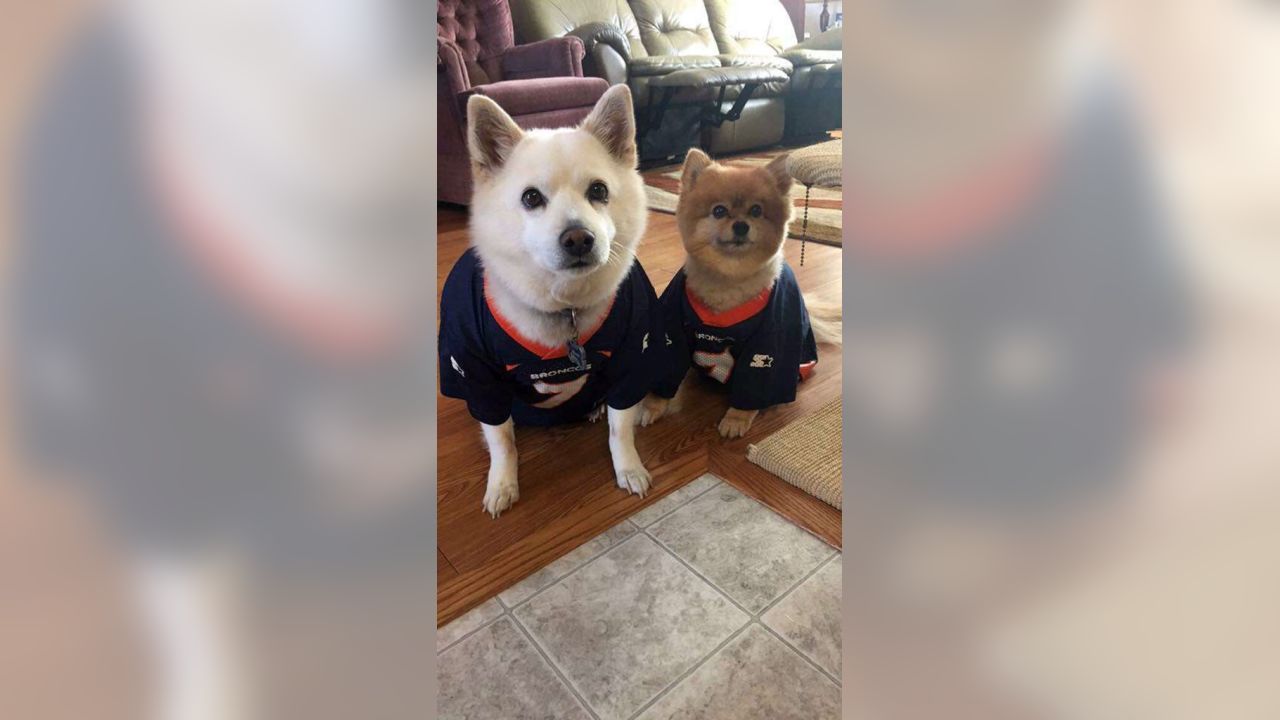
[640, 149, 842, 435]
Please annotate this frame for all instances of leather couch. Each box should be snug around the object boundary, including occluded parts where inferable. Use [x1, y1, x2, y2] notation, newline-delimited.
[508, 0, 841, 159]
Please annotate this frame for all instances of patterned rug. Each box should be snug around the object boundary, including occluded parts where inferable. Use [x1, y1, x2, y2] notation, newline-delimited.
[641, 149, 843, 247]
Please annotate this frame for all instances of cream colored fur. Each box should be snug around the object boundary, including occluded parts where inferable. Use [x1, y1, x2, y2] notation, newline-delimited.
[466, 85, 652, 517]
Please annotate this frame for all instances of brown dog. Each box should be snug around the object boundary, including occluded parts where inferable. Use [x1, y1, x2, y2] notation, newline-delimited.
[642, 149, 840, 437]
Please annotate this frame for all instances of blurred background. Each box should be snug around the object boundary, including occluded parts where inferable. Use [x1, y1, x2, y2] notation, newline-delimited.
[3, 1, 437, 719]
[0, 1, 1277, 719]
[841, 1, 1280, 718]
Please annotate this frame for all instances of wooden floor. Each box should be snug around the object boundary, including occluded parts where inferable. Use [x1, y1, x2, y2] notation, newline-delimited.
[436, 206, 843, 626]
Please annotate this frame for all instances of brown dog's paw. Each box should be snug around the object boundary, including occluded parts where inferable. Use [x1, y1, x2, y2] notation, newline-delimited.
[717, 408, 759, 439]
[638, 394, 670, 427]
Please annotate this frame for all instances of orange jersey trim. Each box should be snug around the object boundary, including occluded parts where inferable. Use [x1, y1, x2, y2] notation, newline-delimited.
[686, 282, 773, 328]
[483, 278, 615, 360]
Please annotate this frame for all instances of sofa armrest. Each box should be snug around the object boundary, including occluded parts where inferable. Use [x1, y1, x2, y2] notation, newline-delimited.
[590, 44, 629, 86]
[501, 37, 585, 80]
[567, 22, 633, 64]
[437, 37, 472, 94]
[778, 48, 841, 68]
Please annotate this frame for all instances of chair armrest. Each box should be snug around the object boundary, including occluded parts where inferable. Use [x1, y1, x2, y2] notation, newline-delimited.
[438, 37, 472, 93]
[501, 37, 585, 80]
[567, 22, 633, 64]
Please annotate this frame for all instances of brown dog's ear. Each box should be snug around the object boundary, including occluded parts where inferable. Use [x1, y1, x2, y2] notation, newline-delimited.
[681, 148, 713, 191]
[762, 153, 794, 195]
[582, 84, 637, 167]
[468, 95, 524, 179]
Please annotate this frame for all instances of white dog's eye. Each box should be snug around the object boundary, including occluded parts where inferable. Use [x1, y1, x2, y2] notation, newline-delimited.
[587, 181, 609, 204]
[521, 188, 545, 210]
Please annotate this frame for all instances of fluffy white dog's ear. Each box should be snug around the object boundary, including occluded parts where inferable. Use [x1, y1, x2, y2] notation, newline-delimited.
[468, 95, 523, 179]
[582, 84, 637, 167]
[681, 148, 713, 190]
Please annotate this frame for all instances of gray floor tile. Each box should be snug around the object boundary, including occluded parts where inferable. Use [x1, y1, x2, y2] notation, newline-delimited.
[438, 617, 591, 720]
[629, 473, 720, 528]
[763, 555, 842, 677]
[500, 520, 637, 608]
[515, 534, 749, 720]
[437, 598, 504, 653]
[649, 484, 836, 612]
[636, 624, 841, 720]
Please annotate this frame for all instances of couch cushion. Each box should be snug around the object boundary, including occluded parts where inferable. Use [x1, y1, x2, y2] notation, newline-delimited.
[718, 54, 793, 75]
[438, 0, 515, 84]
[628, 55, 723, 76]
[705, 0, 797, 56]
[464, 77, 610, 118]
[648, 65, 789, 88]
[509, 0, 649, 59]
[629, 0, 719, 56]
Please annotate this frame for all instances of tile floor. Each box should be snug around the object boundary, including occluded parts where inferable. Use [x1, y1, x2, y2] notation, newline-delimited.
[438, 474, 842, 720]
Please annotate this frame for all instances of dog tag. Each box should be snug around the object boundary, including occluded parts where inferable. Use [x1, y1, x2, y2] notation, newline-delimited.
[565, 309, 588, 370]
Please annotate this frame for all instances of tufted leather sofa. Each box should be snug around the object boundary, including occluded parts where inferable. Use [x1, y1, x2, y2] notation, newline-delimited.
[508, 0, 840, 159]
[437, 0, 611, 204]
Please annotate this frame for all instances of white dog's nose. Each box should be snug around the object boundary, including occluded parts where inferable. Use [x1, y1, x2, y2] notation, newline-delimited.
[560, 227, 595, 258]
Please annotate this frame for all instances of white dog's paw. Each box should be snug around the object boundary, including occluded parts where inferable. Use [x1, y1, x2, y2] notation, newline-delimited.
[482, 468, 519, 518]
[638, 395, 669, 427]
[717, 409, 757, 439]
[587, 404, 607, 423]
[615, 465, 652, 497]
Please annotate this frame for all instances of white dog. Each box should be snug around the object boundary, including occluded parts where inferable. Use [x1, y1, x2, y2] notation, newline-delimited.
[440, 84, 664, 517]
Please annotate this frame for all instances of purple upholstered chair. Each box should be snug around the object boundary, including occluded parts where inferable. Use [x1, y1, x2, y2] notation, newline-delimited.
[437, 0, 611, 205]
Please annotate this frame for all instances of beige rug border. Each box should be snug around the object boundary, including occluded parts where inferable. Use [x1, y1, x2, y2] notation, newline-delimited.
[747, 397, 843, 510]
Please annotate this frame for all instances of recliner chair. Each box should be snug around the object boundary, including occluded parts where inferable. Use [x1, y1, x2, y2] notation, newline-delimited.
[437, 0, 611, 204]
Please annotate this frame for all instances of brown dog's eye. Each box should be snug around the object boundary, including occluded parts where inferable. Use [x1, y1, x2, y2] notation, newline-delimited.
[749, 204, 763, 218]
[521, 188, 545, 209]
[587, 181, 609, 204]
[712, 205, 729, 219]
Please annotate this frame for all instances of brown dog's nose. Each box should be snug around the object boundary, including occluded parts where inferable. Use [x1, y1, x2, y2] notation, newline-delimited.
[560, 226, 595, 258]
[732, 221, 750, 236]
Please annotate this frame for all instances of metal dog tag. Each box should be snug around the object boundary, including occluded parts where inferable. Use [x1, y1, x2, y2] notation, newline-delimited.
[565, 309, 588, 370]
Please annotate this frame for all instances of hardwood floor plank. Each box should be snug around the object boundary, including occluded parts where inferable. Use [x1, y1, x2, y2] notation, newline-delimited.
[437, 549, 459, 586]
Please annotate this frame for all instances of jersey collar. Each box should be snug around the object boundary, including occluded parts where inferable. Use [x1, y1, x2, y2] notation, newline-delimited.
[686, 281, 773, 328]
[483, 277, 616, 360]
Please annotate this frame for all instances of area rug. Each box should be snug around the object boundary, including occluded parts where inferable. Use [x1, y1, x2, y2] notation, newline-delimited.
[642, 149, 843, 247]
[747, 397, 842, 509]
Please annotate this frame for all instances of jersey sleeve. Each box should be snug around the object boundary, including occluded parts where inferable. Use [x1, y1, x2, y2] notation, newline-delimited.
[438, 255, 513, 425]
[728, 267, 813, 410]
[603, 261, 670, 410]
[651, 271, 691, 399]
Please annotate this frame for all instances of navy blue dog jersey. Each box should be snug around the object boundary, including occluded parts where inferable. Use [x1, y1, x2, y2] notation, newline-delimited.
[654, 263, 818, 409]
[440, 248, 667, 426]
